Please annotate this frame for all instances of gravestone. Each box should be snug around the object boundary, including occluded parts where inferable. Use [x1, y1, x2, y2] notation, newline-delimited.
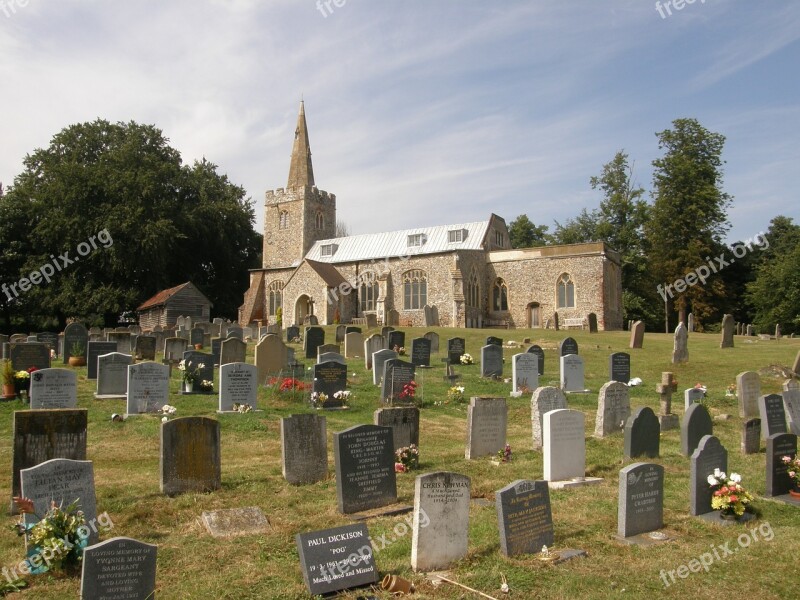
[363, 334, 384, 369]
[126, 362, 170, 414]
[526, 344, 545, 375]
[617, 463, 664, 538]
[423, 331, 439, 354]
[380, 326, 394, 341]
[684, 387, 705, 410]
[594, 381, 630, 437]
[107, 331, 131, 354]
[318, 351, 346, 365]
[741, 418, 761, 454]
[366, 314, 378, 328]
[736, 371, 761, 418]
[20, 458, 97, 542]
[629, 321, 644, 349]
[218, 363, 257, 412]
[382, 359, 416, 405]
[783, 379, 800, 435]
[690, 435, 728, 516]
[766, 433, 797, 497]
[543, 409, 586, 482]
[29, 368, 77, 409]
[305, 326, 325, 359]
[210, 337, 223, 365]
[486, 336, 503, 347]
[687, 312, 694, 332]
[560, 354, 586, 392]
[681, 403, 713, 457]
[447, 337, 465, 365]
[559, 337, 578, 357]
[495, 480, 553, 556]
[410, 337, 431, 367]
[296, 523, 377, 596]
[588, 313, 598, 333]
[96, 353, 133, 399]
[672, 322, 688, 363]
[86, 341, 116, 379]
[181, 350, 214, 386]
[423, 305, 435, 326]
[134, 335, 157, 361]
[9, 342, 51, 371]
[255, 334, 287, 385]
[512, 353, 538, 394]
[226, 326, 243, 341]
[335, 324, 346, 343]
[190, 327, 205, 347]
[36, 332, 59, 357]
[313, 361, 348, 406]
[344, 332, 363, 359]
[372, 349, 397, 386]
[345, 326, 361, 335]
[553, 312, 559, 331]
[128, 334, 138, 354]
[759, 394, 788, 439]
[608, 352, 630, 383]
[333, 425, 397, 514]
[388, 330, 405, 351]
[531, 386, 568, 449]
[624, 407, 660, 459]
[411, 472, 470, 572]
[316, 343, 340, 358]
[163, 337, 188, 363]
[11, 409, 87, 513]
[465, 397, 507, 459]
[80, 537, 157, 600]
[281, 414, 328, 485]
[63, 322, 89, 364]
[720, 314, 734, 348]
[286, 325, 300, 342]
[374, 407, 420, 451]
[220, 337, 247, 366]
[160, 417, 221, 496]
[480, 344, 503, 378]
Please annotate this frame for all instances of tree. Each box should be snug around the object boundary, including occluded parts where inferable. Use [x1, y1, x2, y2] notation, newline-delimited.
[335, 221, 350, 238]
[551, 209, 599, 245]
[645, 118, 732, 329]
[508, 214, 550, 248]
[0, 119, 262, 330]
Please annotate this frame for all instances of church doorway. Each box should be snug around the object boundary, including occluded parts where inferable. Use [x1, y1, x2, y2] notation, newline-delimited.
[295, 295, 313, 325]
[527, 302, 541, 328]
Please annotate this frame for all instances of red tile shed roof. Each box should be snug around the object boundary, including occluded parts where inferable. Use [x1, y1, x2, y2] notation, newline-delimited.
[137, 282, 191, 311]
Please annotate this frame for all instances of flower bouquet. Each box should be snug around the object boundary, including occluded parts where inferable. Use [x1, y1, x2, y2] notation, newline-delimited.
[177, 360, 205, 392]
[395, 445, 419, 473]
[447, 385, 465, 405]
[333, 390, 351, 407]
[310, 391, 328, 409]
[460, 353, 473, 365]
[781, 454, 800, 496]
[707, 469, 753, 518]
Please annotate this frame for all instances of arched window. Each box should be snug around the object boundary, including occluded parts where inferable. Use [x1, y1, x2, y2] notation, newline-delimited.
[268, 280, 284, 316]
[492, 278, 509, 311]
[467, 267, 480, 308]
[279, 210, 289, 230]
[402, 270, 427, 310]
[557, 273, 575, 309]
[358, 271, 379, 312]
[315, 211, 324, 230]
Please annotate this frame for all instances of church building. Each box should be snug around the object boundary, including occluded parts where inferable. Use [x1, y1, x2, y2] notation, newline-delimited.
[240, 103, 623, 330]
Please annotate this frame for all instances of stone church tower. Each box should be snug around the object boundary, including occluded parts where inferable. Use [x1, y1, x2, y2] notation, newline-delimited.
[262, 101, 336, 268]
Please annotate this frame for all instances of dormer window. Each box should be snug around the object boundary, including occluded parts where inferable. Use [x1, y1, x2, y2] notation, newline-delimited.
[321, 244, 337, 257]
[494, 230, 504, 247]
[407, 233, 426, 247]
[448, 229, 467, 243]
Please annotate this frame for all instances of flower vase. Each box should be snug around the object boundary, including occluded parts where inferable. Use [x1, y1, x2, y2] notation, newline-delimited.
[790, 482, 800, 499]
[2, 383, 15, 399]
[719, 509, 739, 521]
[183, 381, 194, 393]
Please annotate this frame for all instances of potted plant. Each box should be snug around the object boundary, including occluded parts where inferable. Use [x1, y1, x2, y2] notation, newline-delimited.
[14, 368, 35, 399]
[781, 454, 800, 498]
[68, 343, 86, 367]
[177, 360, 203, 393]
[2, 360, 16, 399]
[707, 469, 754, 519]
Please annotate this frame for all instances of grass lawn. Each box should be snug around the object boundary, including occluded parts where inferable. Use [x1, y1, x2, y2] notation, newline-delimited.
[1, 326, 798, 599]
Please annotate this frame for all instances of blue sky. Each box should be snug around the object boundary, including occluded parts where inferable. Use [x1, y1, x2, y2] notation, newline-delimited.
[1, 1, 798, 243]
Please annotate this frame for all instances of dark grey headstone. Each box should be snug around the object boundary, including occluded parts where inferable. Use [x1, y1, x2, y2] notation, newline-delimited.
[759, 394, 788, 439]
[588, 313, 598, 333]
[380, 326, 394, 342]
[609, 352, 630, 383]
[220, 338, 247, 366]
[286, 326, 300, 342]
[305, 326, 325, 359]
[447, 337, 465, 365]
[11, 409, 88, 513]
[681, 403, 713, 457]
[486, 336, 503, 347]
[210, 337, 223, 365]
[624, 407, 660, 459]
[36, 332, 59, 357]
[335, 324, 347, 343]
[480, 344, 503, 378]
[226, 326, 243, 341]
[741, 418, 761, 454]
[160, 417, 221, 496]
[63, 322, 88, 364]
[526, 344, 545, 375]
[87, 341, 117, 379]
[345, 326, 361, 334]
[559, 337, 578, 357]
[495, 480, 553, 556]
[382, 359, 416, 405]
[618, 462, 664, 538]
[190, 327, 205, 347]
[313, 361, 348, 407]
[281, 414, 328, 485]
[374, 407, 420, 451]
[80, 537, 157, 600]
[410, 337, 431, 367]
[181, 350, 214, 385]
[134, 335, 157, 361]
[333, 425, 397, 514]
[388, 330, 406, 351]
[9, 342, 51, 371]
[296, 523, 377, 596]
[766, 433, 797, 497]
[690, 435, 728, 516]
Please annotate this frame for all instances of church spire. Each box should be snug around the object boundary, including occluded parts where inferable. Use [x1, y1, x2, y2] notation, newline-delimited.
[287, 100, 315, 188]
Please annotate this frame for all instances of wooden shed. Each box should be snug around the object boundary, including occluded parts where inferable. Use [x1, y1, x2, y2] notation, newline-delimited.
[136, 282, 213, 330]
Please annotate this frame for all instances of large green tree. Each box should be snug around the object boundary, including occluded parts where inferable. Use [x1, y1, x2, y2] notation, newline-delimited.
[508, 214, 550, 248]
[645, 118, 732, 330]
[0, 119, 261, 331]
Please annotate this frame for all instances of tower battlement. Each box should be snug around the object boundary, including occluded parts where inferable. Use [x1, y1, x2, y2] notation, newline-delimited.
[265, 186, 336, 205]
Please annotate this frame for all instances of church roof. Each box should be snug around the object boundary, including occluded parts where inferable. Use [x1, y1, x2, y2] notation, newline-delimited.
[305, 220, 491, 264]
